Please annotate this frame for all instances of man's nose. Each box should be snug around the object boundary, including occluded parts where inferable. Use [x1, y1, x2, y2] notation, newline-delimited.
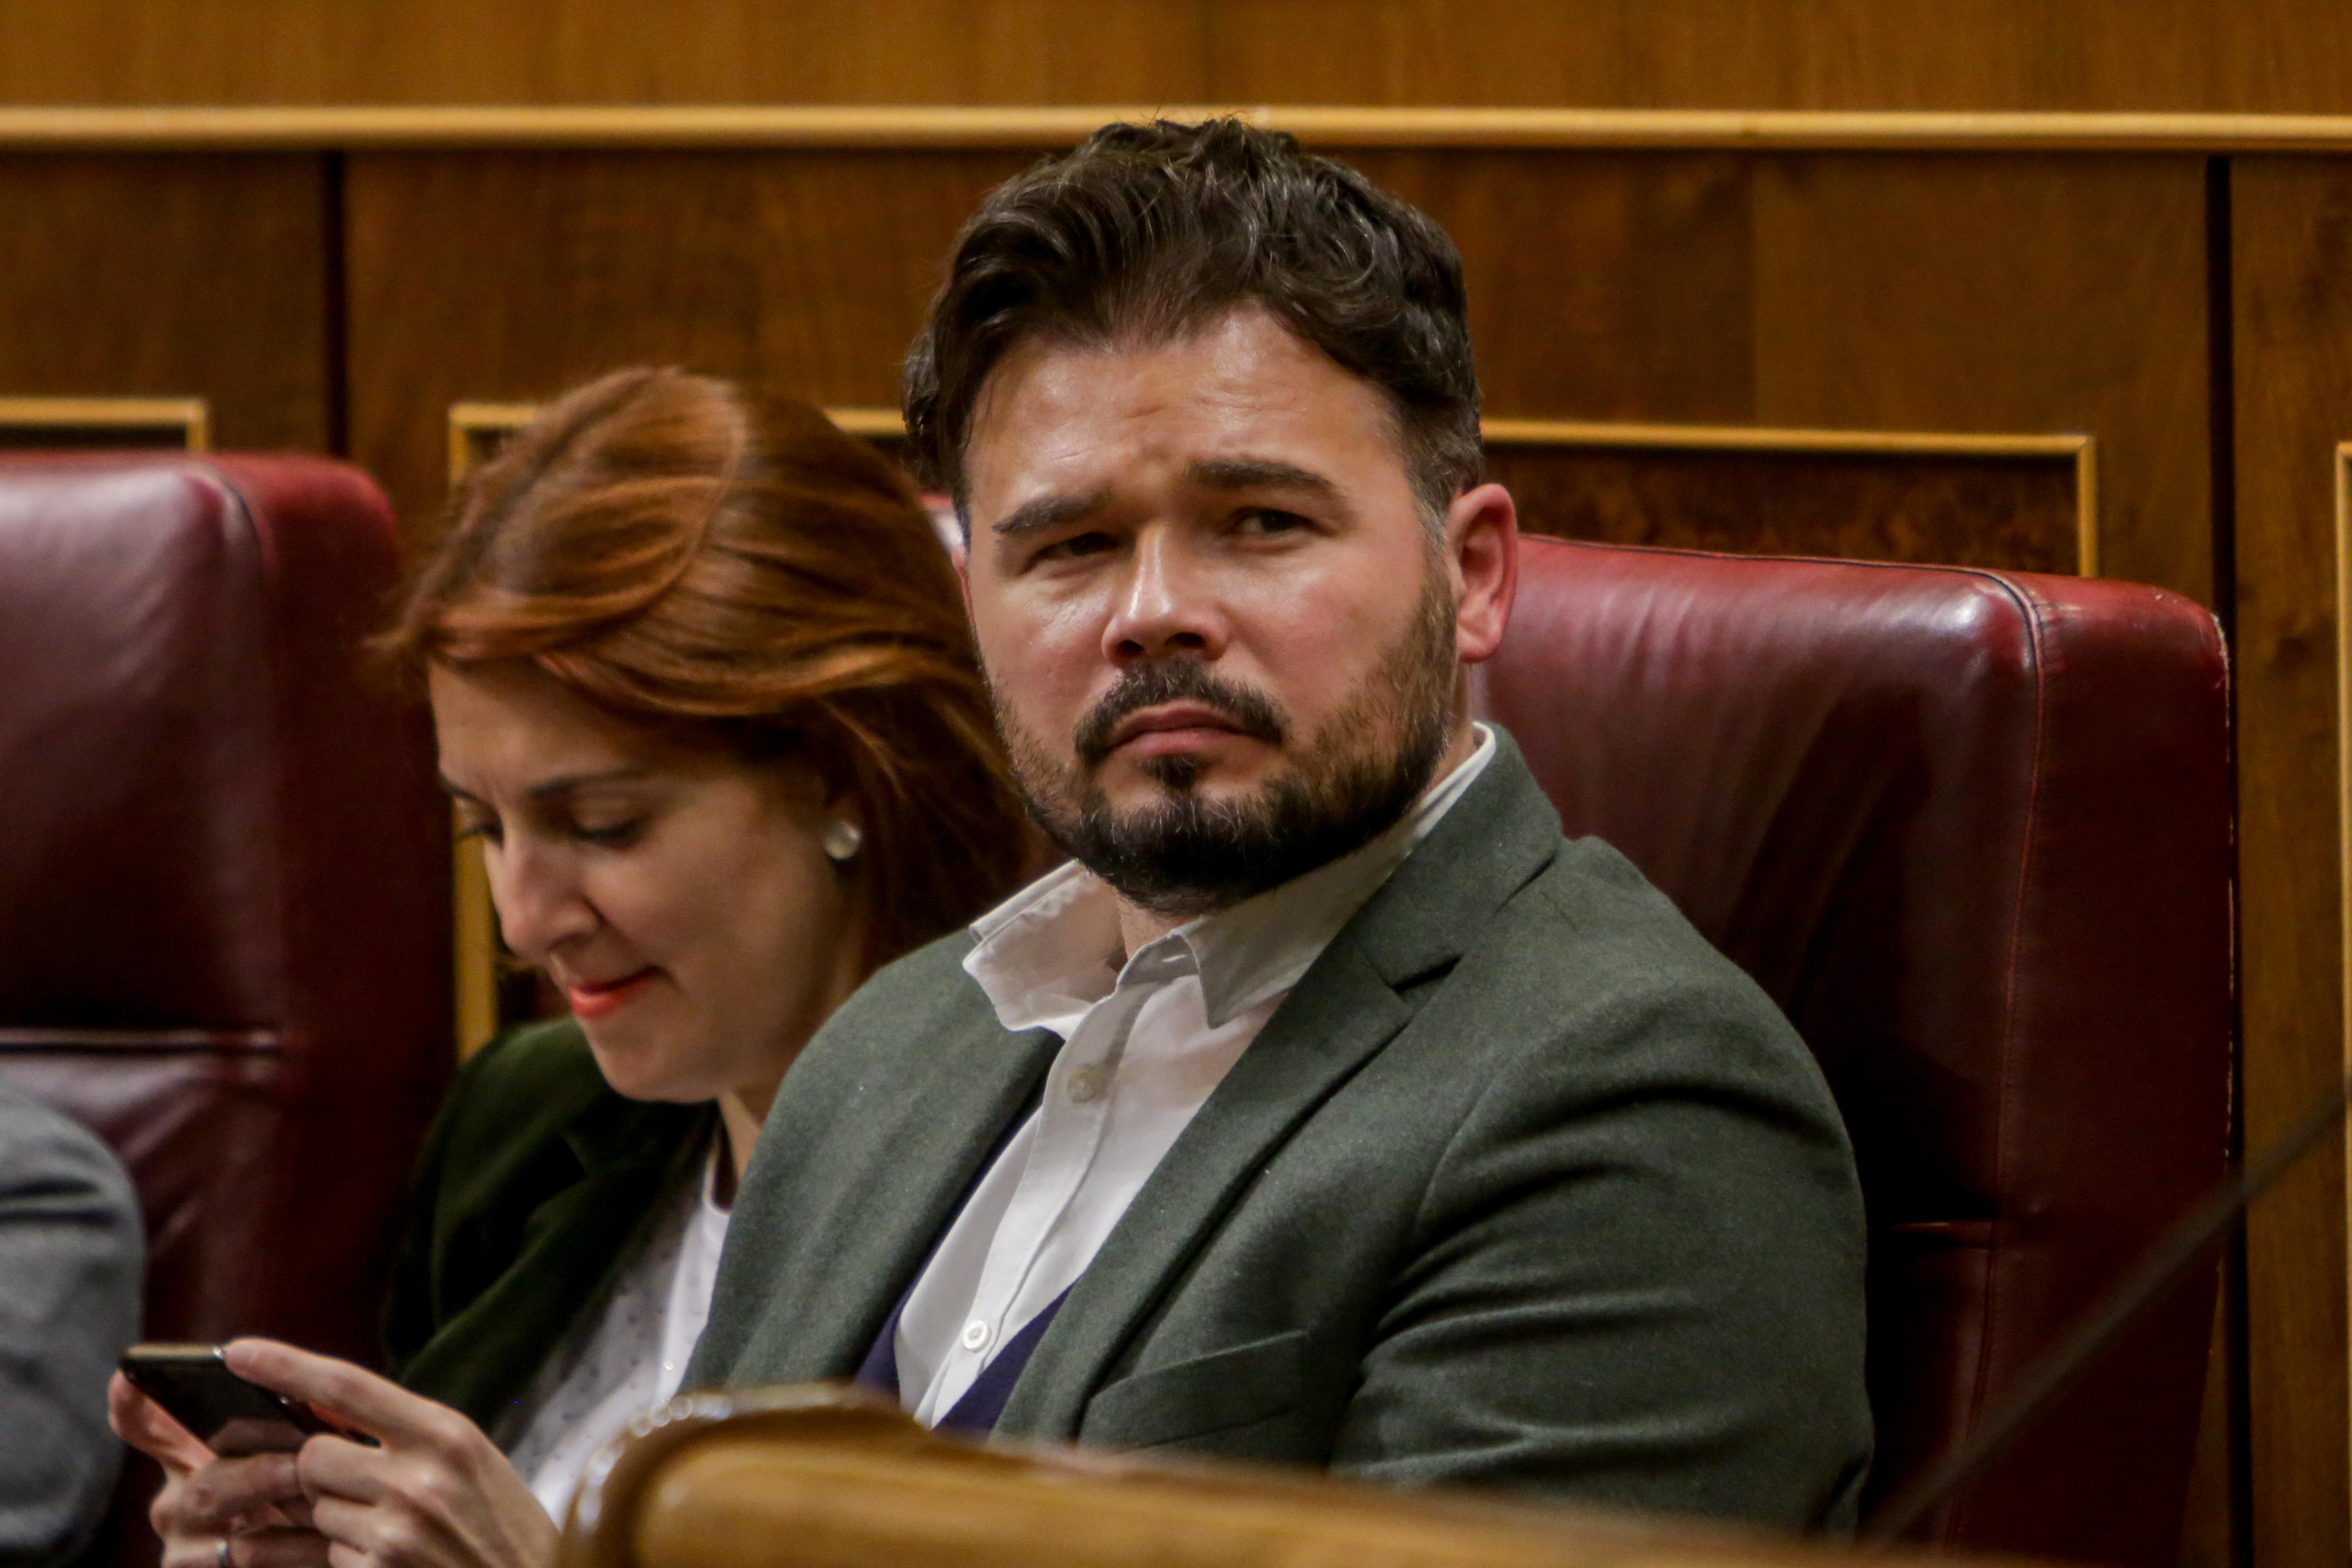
[485, 840, 597, 965]
[1101, 528, 1225, 665]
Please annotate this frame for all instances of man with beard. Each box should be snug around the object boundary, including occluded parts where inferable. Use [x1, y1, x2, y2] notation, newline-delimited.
[692, 119, 1872, 1531]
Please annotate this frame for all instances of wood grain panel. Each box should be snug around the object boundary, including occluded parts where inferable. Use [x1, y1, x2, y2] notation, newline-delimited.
[0, 154, 327, 451]
[1749, 153, 2211, 601]
[345, 149, 1033, 532]
[1339, 151, 1755, 423]
[16, 1, 2352, 114]
[1491, 441, 2081, 571]
[1208, 0, 2352, 114]
[0, 0, 1206, 106]
[2232, 155, 2352, 1568]
[1334, 147, 2196, 588]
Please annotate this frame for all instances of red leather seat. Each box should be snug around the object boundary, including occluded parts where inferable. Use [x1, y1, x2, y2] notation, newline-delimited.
[0, 454, 450, 1565]
[1473, 535, 2231, 1566]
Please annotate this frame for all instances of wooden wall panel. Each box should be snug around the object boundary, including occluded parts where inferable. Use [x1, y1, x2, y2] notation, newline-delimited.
[344, 149, 1033, 532]
[349, 144, 2180, 586]
[2232, 156, 2352, 1568]
[1344, 148, 2205, 595]
[16, 1, 2352, 113]
[1207, 0, 2352, 114]
[1749, 154, 2212, 602]
[0, 155, 327, 451]
[0, 1, 1207, 106]
[1341, 151, 1755, 424]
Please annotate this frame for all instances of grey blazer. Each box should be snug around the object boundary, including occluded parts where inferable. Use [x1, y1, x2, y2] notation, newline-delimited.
[0, 1079, 143, 1568]
[692, 733, 1872, 1531]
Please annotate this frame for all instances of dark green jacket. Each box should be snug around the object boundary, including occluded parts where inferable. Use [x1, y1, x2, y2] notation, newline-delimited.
[384, 1020, 713, 1437]
[690, 734, 1872, 1531]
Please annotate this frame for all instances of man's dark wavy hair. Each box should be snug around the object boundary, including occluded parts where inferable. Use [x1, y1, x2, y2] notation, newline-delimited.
[902, 118, 1483, 524]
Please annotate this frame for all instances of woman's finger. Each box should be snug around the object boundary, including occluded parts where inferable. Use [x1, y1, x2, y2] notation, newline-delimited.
[159, 1530, 226, 1568]
[308, 1493, 425, 1567]
[229, 1530, 335, 1568]
[153, 1455, 305, 1535]
[225, 1340, 449, 1452]
[111, 1372, 215, 1474]
[157, 1522, 320, 1568]
[290, 1435, 396, 1506]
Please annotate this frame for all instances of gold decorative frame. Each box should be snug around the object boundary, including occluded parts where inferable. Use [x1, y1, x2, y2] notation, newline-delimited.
[1481, 419, 2099, 578]
[444, 403, 2099, 1054]
[0, 395, 209, 451]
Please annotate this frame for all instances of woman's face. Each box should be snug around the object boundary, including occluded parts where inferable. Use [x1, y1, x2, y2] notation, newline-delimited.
[429, 661, 864, 1111]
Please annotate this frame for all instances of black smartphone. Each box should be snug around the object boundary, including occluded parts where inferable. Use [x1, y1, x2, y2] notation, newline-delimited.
[119, 1343, 341, 1457]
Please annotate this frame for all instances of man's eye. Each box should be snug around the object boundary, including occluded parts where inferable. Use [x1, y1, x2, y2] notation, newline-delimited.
[1235, 508, 1311, 536]
[1034, 531, 1119, 564]
[574, 818, 646, 848]
[454, 815, 502, 847]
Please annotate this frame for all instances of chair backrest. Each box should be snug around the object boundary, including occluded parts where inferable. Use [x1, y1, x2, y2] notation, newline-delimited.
[560, 1385, 2029, 1568]
[1472, 535, 2232, 1565]
[0, 454, 450, 1560]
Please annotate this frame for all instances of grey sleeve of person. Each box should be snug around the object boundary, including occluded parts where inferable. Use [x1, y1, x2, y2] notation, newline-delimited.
[0, 1081, 144, 1568]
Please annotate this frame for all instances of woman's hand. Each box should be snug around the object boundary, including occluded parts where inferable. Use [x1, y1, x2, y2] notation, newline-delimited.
[223, 1339, 558, 1568]
[108, 1371, 321, 1568]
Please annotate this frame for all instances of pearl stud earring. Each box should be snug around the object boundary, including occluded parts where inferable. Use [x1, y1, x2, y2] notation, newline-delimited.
[821, 819, 864, 862]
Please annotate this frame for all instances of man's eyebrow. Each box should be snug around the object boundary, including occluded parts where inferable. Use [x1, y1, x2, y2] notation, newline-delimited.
[991, 491, 1109, 538]
[437, 768, 651, 803]
[1186, 458, 1341, 499]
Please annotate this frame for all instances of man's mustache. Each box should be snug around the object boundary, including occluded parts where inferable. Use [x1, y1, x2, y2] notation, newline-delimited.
[1073, 660, 1288, 767]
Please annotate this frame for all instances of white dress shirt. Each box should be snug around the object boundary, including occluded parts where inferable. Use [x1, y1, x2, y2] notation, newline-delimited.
[894, 724, 1496, 1425]
[505, 1146, 731, 1520]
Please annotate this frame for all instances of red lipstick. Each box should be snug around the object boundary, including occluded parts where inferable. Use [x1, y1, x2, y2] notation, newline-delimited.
[565, 969, 657, 1020]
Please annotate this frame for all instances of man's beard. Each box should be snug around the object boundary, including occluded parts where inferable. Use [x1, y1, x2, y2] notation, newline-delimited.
[995, 566, 1461, 920]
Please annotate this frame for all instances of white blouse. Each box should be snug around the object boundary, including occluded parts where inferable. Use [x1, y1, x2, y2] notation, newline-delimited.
[502, 1146, 732, 1521]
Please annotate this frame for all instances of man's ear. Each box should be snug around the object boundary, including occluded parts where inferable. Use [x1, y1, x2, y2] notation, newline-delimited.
[1446, 482, 1518, 665]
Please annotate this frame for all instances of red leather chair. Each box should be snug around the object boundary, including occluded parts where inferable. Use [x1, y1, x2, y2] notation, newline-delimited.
[0, 454, 451, 1565]
[1473, 536, 2231, 1566]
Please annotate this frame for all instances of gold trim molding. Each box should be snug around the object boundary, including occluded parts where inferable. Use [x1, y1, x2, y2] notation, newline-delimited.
[445, 404, 533, 1058]
[13, 104, 2352, 154]
[1484, 419, 2099, 577]
[0, 396, 210, 451]
[2335, 442, 2352, 1446]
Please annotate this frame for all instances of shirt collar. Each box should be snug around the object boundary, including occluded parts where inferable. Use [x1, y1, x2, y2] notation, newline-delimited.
[965, 724, 1497, 1033]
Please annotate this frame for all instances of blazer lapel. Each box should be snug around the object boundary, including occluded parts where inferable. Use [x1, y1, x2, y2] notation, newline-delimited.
[714, 993, 1062, 1384]
[401, 1094, 708, 1430]
[996, 731, 1566, 1436]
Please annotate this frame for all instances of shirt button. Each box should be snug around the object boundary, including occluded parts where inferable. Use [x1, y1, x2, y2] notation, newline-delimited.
[960, 1319, 992, 1352]
[1068, 1066, 1109, 1103]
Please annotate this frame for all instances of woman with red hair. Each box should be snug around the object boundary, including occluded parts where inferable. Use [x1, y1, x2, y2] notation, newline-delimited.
[112, 368, 1028, 1568]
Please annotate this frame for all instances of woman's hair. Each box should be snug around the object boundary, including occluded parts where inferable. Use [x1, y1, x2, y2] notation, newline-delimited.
[378, 366, 1029, 975]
